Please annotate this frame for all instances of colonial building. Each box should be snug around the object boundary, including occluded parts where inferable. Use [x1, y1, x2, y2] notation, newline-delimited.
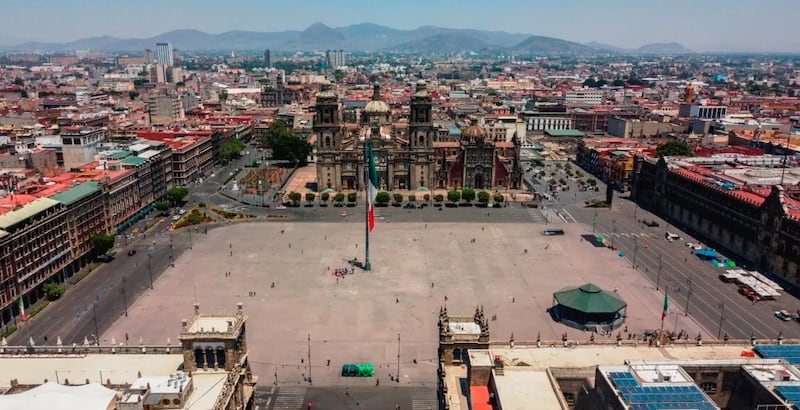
[315, 82, 436, 191]
[315, 82, 522, 191]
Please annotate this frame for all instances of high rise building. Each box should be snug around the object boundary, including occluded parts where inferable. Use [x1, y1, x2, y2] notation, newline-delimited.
[154, 42, 174, 67]
[325, 49, 345, 69]
[144, 49, 154, 64]
[264, 49, 271, 68]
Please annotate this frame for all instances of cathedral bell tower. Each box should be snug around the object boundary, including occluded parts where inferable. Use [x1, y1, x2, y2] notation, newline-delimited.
[409, 80, 433, 149]
[314, 84, 341, 151]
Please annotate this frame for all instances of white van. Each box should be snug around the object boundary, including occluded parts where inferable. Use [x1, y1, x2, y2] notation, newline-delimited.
[665, 232, 680, 242]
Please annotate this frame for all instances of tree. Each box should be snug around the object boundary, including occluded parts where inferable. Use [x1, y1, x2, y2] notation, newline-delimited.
[612, 79, 625, 87]
[218, 89, 228, 103]
[155, 201, 171, 215]
[347, 192, 357, 203]
[408, 194, 416, 202]
[90, 233, 115, 257]
[320, 192, 330, 203]
[219, 139, 245, 163]
[288, 191, 302, 204]
[334, 192, 345, 203]
[564, 163, 572, 171]
[263, 120, 312, 166]
[447, 190, 461, 202]
[423, 194, 431, 202]
[461, 188, 476, 203]
[128, 91, 139, 100]
[656, 140, 692, 157]
[587, 178, 597, 186]
[477, 191, 491, 203]
[375, 191, 391, 204]
[434, 194, 444, 203]
[13, 77, 23, 86]
[582, 78, 598, 88]
[393, 193, 403, 203]
[493, 193, 505, 203]
[166, 187, 189, 204]
[305, 192, 316, 203]
[43, 282, 65, 300]
[333, 69, 346, 82]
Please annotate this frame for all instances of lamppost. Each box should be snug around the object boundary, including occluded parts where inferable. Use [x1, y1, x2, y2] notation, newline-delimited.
[656, 255, 663, 290]
[611, 219, 617, 249]
[146, 249, 154, 290]
[592, 210, 597, 233]
[632, 237, 638, 268]
[717, 302, 726, 339]
[93, 302, 100, 343]
[397, 333, 401, 384]
[307, 333, 312, 384]
[121, 274, 128, 317]
[169, 234, 174, 264]
[684, 278, 693, 317]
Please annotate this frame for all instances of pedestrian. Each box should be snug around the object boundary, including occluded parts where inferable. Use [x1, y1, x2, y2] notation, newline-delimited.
[327, 359, 331, 367]
[345, 387, 350, 396]
[289, 243, 291, 248]
[512, 297, 515, 303]
[307, 401, 312, 409]
[524, 249, 528, 254]
[230, 251, 233, 256]
[396, 297, 399, 304]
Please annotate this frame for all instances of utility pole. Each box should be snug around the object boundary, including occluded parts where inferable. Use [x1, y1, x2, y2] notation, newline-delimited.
[188, 228, 193, 250]
[93, 302, 100, 344]
[169, 234, 174, 262]
[684, 278, 693, 317]
[611, 219, 617, 249]
[656, 255, 662, 290]
[307, 333, 312, 384]
[121, 274, 128, 317]
[397, 333, 401, 384]
[146, 249, 154, 290]
[592, 210, 597, 233]
[632, 237, 638, 268]
[717, 302, 726, 339]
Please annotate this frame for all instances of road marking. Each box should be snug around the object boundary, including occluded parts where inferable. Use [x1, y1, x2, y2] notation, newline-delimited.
[561, 208, 577, 223]
[412, 398, 439, 410]
[273, 386, 306, 409]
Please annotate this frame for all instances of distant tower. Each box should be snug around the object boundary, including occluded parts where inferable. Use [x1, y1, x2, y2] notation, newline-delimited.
[154, 43, 174, 67]
[144, 49, 154, 64]
[264, 49, 271, 68]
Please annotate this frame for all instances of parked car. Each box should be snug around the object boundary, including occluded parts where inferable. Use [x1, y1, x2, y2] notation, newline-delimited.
[127, 249, 137, 256]
[642, 219, 660, 227]
[665, 232, 681, 242]
[172, 215, 181, 221]
[275, 205, 287, 210]
[776, 310, 794, 321]
[747, 293, 761, 302]
[738, 287, 752, 296]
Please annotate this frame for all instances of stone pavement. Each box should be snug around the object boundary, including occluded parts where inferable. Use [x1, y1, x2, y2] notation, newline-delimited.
[102, 220, 708, 387]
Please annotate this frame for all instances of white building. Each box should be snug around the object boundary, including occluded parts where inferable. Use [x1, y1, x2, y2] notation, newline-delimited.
[154, 43, 174, 67]
[565, 89, 604, 105]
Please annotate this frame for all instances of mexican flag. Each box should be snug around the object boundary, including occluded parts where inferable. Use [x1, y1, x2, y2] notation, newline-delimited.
[661, 293, 669, 321]
[19, 295, 27, 321]
[366, 143, 378, 232]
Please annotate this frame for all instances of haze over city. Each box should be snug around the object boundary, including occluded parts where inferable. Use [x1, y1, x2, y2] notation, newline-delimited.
[2, 0, 800, 52]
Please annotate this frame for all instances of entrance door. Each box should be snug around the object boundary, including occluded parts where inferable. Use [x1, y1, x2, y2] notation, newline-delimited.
[474, 173, 484, 189]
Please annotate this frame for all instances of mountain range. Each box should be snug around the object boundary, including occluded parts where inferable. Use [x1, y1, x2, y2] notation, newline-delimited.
[586, 41, 693, 54]
[6, 22, 692, 55]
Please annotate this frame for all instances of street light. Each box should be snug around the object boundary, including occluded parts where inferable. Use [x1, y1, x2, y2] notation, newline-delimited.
[632, 237, 638, 268]
[121, 274, 128, 317]
[684, 278, 693, 317]
[146, 249, 154, 290]
[717, 302, 726, 339]
[592, 210, 597, 233]
[655, 255, 663, 291]
[611, 219, 617, 249]
[397, 333, 401, 384]
[93, 302, 100, 343]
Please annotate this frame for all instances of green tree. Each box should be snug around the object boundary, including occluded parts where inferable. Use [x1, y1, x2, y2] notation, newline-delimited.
[408, 194, 416, 202]
[493, 193, 505, 203]
[320, 192, 330, 203]
[90, 233, 115, 257]
[612, 79, 625, 87]
[461, 188, 476, 203]
[587, 178, 597, 186]
[447, 190, 461, 202]
[333, 69, 346, 82]
[218, 89, 228, 103]
[423, 194, 431, 202]
[43, 282, 65, 300]
[393, 193, 403, 203]
[582, 78, 598, 88]
[564, 163, 572, 171]
[166, 187, 189, 204]
[263, 120, 312, 166]
[334, 192, 345, 203]
[288, 191, 302, 204]
[305, 192, 316, 203]
[656, 140, 693, 157]
[375, 191, 391, 204]
[13, 77, 23, 86]
[434, 194, 444, 203]
[219, 139, 245, 163]
[347, 192, 357, 203]
[477, 191, 491, 203]
[155, 200, 171, 215]
[128, 91, 139, 100]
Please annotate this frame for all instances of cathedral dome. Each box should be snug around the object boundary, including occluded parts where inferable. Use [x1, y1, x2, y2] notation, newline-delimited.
[364, 99, 390, 114]
[462, 124, 487, 140]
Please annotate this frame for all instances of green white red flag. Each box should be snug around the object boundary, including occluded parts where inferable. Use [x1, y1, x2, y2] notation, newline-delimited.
[19, 295, 27, 321]
[367, 143, 378, 232]
[661, 293, 669, 321]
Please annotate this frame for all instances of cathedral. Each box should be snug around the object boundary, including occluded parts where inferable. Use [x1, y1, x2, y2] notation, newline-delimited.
[313, 81, 523, 192]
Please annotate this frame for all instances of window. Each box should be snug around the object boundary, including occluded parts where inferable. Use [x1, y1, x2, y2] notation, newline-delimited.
[700, 381, 717, 394]
[172, 399, 181, 405]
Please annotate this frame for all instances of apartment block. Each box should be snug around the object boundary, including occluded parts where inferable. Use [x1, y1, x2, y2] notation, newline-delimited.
[60, 127, 106, 171]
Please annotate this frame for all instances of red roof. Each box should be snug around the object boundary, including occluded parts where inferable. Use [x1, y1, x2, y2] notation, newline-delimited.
[470, 386, 493, 410]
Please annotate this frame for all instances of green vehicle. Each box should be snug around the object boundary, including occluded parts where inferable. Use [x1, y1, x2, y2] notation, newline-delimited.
[341, 363, 374, 377]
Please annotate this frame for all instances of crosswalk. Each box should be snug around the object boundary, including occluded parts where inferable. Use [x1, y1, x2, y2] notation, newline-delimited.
[528, 208, 547, 223]
[600, 232, 652, 238]
[412, 397, 438, 410]
[272, 386, 306, 409]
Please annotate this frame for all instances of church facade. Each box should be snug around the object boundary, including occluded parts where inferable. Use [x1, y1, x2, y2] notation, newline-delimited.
[314, 82, 523, 192]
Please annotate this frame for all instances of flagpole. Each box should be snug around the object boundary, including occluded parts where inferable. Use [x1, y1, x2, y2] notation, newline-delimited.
[659, 287, 667, 338]
[364, 140, 371, 271]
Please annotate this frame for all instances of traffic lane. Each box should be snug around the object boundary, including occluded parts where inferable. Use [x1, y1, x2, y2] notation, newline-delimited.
[583, 208, 792, 339]
[599, 202, 800, 336]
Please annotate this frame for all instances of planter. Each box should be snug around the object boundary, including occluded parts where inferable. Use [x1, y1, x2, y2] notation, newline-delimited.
[434, 203, 442, 207]
[392, 203, 402, 207]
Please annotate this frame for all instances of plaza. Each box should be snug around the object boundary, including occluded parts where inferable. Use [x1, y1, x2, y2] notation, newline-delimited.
[102, 218, 707, 386]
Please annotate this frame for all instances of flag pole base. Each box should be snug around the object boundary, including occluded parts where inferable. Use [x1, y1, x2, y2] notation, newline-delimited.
[364, 261, 371, 271]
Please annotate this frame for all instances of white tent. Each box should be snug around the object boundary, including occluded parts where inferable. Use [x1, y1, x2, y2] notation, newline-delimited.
[0, 382, 117, 410]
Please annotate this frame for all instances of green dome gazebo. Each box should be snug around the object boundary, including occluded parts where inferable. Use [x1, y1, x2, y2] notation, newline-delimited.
[550, 283, 627, 332]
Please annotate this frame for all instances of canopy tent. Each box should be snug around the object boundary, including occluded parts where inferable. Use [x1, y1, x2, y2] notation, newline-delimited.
[693, 248, 718, 259]
[321, 188, 336, 194]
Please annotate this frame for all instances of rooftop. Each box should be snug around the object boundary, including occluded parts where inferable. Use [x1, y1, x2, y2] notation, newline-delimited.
[51, 181, 100, 205]
[0, 197, 60, 230]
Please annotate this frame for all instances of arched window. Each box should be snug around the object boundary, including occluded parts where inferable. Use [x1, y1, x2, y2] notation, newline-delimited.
[419, 135, 425, 146]
[325, 136, 331, 147]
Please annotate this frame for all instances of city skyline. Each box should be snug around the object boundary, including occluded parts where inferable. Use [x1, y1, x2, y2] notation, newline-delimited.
[2, 0, 800, 52]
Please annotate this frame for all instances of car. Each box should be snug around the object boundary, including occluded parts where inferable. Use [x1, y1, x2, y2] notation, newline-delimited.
[776, 310, 794, 321]
[276, 205, 287, 210]
[403, 203, 416, 209]
[172, 215, 181, 221]
[127, 249, 137, 256]
[178, 209, 186, 215]
[642, 219, 660, 227]
[738, 287, 752, 296]
[747, 293, 761, 302]
[665, 232, 681, 242]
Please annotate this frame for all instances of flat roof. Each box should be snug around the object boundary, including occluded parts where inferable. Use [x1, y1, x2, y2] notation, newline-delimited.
[187, 317, 237, 334]
[0, 354, 184, 388]
[184, 372, 227, 410]
[107, 150, 132, 160]
[494, 368, 563, 410]
[0, 197, 60, 229]
[51, 181, 100, 205]
[121, 156, 148, 166]
[138, 150, 161, 159]
[544, 129, 585, 138]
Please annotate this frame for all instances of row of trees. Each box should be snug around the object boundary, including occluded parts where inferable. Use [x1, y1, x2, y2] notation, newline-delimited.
[288, 191, 357, 204]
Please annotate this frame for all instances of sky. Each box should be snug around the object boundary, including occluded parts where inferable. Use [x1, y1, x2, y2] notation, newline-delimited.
[2, 0, 799, 52]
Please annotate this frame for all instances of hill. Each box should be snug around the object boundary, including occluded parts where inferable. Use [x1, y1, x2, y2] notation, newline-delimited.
[636, 42, 693, 54]
[385, 33, 488, 53]
[513, 35, 592, 54]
